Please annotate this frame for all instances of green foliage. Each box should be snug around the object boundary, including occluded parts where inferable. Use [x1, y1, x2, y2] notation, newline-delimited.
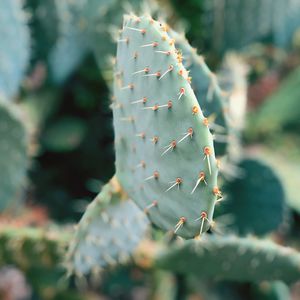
[156, 235, 300, 283]
[221, 159, 285, 236]
[66, 179, 149, 276]
[0, 0, 30, 98]
[0, 100, 28, 211]
[113, 15, 219, 239]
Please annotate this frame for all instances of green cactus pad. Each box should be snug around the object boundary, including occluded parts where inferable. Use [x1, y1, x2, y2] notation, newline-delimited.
[171, 30, 230, 157]
[0, 100, 28, 211]
[221, 159, 285, 236]
[0, 0, 30, 98]
[66, 179, 149, 276]
[156, 235, 300, 283]
[113, 15, 219, 239]
[0, 225, 68, 270]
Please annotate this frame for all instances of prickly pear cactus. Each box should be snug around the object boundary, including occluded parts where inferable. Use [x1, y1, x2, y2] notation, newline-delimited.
[156, 235, 300, 283]
[0, 0, 30, 98]
[0, 99, 28, 211]
[0, 224, 68, 270]
[113, 15, 220, 239]
[66, 178, 149, 276]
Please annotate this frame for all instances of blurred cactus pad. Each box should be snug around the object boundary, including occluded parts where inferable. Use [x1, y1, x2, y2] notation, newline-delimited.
[0, 1, 300, 299]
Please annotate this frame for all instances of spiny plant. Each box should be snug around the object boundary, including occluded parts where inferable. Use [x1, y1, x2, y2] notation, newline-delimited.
[0, 99, 29, 211]
[0, 0, 30, 98]
[112, 14, 221, 239]
[64, 13, 300, 285]
[2, 3, 300, 296]
[156, 235, 300, 283]
[66, 178, 149, 276]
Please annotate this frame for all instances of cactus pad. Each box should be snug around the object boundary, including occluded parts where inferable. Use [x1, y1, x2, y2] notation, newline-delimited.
[0, 0, 30, 98]
[221, 159, 285, 236]
[66, 179, 149, 276]
[113, 15, 219, 238]
[156, 235, 300, 283]
[0, 100, 28, 211]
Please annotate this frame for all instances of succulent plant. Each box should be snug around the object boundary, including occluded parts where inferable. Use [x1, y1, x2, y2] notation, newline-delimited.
[0, 0, 30, 98]
[112, 14, 221, 239]
[0, 99, 29, 211]
[156, 235, 300, 283]
[66, 178, 149, 276]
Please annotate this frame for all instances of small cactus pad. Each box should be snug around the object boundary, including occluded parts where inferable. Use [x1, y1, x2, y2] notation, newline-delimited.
[66, 178, 149, 276]
[0, 100, 28, 211]
[0, 224, 69, 270]
[0, 0, 30, 98]
[155, 235, 300, 283]
[113, 15, 219, 238]
[171, 30, 230, 157]
[221, 159, 285, 236]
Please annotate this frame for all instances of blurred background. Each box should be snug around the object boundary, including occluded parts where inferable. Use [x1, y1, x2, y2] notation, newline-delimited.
[1, 0, 300, 299]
